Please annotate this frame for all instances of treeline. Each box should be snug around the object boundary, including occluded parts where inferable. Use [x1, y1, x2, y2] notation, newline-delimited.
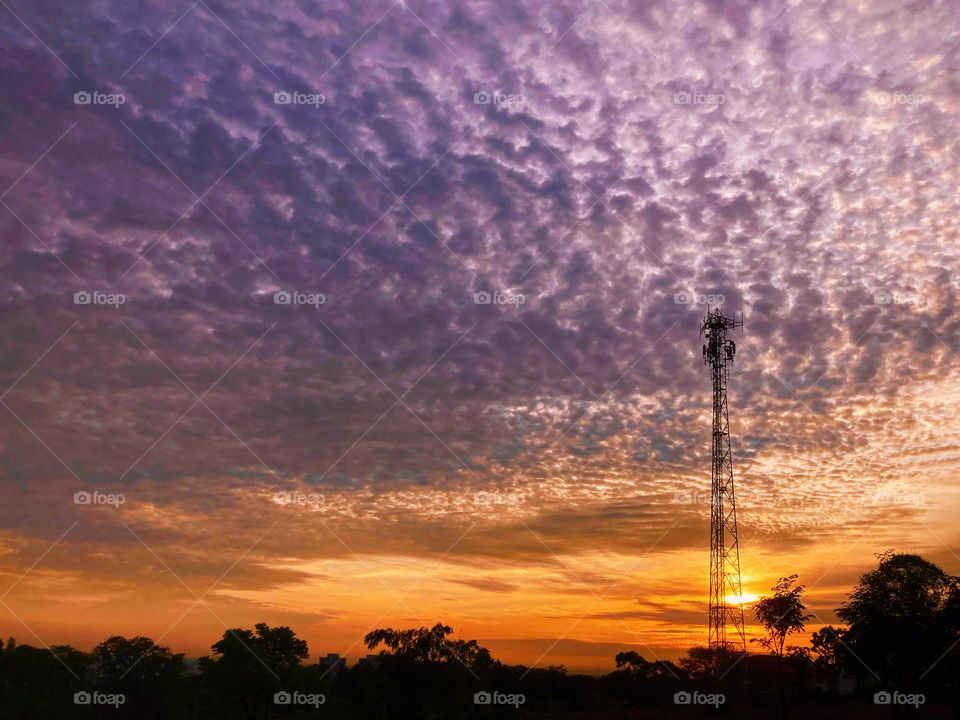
[1, 551, 958, 719]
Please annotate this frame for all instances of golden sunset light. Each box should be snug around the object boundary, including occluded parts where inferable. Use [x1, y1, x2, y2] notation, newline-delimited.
[2, 0, 960, 717]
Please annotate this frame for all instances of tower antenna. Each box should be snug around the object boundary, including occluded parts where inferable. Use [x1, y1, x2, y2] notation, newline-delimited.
[700, 306, 746, 653]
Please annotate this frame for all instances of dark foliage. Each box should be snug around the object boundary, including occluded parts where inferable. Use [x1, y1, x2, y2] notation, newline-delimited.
[2, 553, 960, 718]
[836, 551, 960, 689]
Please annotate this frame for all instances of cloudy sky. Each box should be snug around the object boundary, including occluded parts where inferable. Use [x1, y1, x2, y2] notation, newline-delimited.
[1, 0, 959, 673]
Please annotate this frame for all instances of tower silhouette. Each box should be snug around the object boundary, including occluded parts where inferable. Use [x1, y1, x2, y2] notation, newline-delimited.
[700, 307, 746, 652]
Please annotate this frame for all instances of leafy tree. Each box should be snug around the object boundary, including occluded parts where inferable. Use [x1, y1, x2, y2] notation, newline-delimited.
[810, 625, 846, 672]
[364, 622, 451, 661]
[450, 637, 495, 671]
[93, 635, 185, 686]
[0, 638, 92, 719]
[614, 651, 650, 676]
[93, 636, 185, 719]
[678, 645, 743, 682]
[351, 624, 500, 718]
[784, 646, 812, 676]
[836, 551, 960, 687]
[364, 622, 494, 671]
[614, 651, 681, 681]
[207, 623, 308, 679]
[200, 623, 308, 719]
[608, 651, 683, 707]
[752, 575, 812, 657]
[752, 575, 812, 717]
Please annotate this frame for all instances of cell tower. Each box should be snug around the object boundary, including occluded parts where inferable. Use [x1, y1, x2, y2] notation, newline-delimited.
[700, 307, 746, 653]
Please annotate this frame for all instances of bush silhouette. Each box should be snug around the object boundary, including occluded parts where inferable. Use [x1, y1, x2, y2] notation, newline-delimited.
[1, 552, 960, 717]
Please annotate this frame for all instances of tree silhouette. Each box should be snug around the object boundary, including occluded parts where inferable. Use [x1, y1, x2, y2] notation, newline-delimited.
[678, 645, 742, 682]
[200, 623, 308, 719]
[608, 651, 683, 707]
[614, 651, 681, 681]
[363, 622, 494, 671]
[836, 551, 960, 687]
[0, 638, 91, 719]
[353, 623, 500, 718]
[752, 574, 812, 717]
[364, 622, 452, 661]
[93, 635, 184, 684]
[810, 625, 846, 672]
[1, 552, 959, 719]
[93, 636, 185, 719]
[752, 575, 812, 657]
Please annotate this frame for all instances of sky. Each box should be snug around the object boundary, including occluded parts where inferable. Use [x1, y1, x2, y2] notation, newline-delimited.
[1, 0, 960, 675]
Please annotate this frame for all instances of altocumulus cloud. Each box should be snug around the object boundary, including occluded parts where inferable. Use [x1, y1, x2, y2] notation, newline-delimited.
[0, 0, 959, 648]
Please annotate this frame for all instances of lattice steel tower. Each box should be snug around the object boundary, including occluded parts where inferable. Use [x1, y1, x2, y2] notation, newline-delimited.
[700, 307, 746, 653]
